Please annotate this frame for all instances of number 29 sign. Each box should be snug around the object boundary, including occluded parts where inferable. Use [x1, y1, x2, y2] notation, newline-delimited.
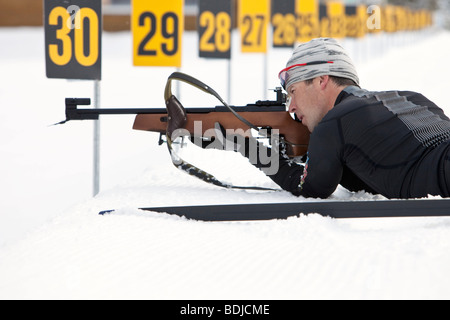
[44, 0, 102, 80]
[132, 0, 184, 67]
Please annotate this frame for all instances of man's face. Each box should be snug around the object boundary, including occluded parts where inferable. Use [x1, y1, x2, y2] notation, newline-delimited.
[286, 77, 331, 133]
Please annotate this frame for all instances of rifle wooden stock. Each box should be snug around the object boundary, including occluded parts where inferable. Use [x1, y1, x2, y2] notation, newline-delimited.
[133, 110, 310, 157]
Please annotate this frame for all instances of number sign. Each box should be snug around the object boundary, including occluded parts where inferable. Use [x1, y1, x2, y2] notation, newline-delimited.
[238, 0, 269, 53]
[44, 0, 102, 80]
[272, 0, 296, 48]
[328, 1, 345, 38]
[320, 1, 345, 38]
[132, 0, 184, 67]
[198, 0, 232, 59]
[296, 0, 319, 43]
[345, 5, 366, 38]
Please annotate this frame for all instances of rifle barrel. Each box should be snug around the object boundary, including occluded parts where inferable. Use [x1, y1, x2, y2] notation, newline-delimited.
[65, 98, 286, 121]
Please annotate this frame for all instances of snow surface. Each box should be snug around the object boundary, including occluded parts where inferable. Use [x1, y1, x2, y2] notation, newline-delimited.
[1, 27, 450, 299]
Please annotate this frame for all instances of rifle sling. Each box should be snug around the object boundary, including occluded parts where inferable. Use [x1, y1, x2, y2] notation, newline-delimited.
[165, 72, 262, 134]
[166, 135, 280, 192]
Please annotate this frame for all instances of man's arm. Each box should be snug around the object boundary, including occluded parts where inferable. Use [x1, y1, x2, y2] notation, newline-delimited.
[266, 119, 344, 198]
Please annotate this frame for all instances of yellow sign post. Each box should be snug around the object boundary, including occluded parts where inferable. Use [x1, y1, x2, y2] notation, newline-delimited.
[238, 0, 270, 53]
[132, 0, 184, 67]
[296, 0, 319, 43]
[327, 1, 345, 39]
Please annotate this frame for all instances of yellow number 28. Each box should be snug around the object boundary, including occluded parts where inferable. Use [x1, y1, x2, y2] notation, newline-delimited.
[199, 11, 231, 53]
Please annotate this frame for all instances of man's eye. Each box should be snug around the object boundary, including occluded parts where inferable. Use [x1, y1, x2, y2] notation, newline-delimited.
[286, 96, 292, 108]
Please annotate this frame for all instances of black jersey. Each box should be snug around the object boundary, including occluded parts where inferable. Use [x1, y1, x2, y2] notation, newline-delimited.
[269, 86, 450, 199]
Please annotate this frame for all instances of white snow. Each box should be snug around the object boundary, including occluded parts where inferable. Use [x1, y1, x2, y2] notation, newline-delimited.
[1, 26, 450, 299]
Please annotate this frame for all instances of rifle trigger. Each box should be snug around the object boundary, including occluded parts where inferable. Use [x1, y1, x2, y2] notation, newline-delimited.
[158, 133, 167, 146]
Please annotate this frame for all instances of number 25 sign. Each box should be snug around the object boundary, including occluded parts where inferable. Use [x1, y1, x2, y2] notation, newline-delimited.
[44, 0, 102, 80]
[132, 0, 184, 67]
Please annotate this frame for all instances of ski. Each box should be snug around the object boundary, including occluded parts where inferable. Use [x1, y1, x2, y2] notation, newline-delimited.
[99, 198, 450, 221]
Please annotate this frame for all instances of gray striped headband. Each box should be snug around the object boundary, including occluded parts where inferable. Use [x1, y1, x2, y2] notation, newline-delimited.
[278, 38, 359, 90]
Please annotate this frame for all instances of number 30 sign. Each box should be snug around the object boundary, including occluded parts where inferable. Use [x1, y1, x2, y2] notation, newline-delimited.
[44, 0, 102, 80]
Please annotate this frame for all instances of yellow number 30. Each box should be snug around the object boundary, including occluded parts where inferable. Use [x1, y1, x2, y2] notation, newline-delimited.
[48, 6, 99, 67]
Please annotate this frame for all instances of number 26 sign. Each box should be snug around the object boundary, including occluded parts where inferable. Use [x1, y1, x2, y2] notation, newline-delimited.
[44, 0, 102, 80]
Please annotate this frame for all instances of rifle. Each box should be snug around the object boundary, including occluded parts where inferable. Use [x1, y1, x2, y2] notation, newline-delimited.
[61, 72, 310, 190]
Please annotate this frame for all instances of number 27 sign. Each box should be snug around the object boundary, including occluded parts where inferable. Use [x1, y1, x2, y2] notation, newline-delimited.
[44, 0, 102, 80]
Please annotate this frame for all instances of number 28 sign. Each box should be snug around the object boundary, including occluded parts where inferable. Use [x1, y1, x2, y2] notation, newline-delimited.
[44, 0, 102, 80]
[132, 0, 184, 67]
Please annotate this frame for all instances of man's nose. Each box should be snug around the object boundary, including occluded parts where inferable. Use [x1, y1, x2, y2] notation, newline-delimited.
[287, 96, 296, 113]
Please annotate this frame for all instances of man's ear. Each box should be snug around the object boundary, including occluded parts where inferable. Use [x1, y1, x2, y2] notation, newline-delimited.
[318, 75, 330, 90]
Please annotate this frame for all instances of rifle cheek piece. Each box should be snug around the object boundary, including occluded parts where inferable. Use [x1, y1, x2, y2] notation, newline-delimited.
[166, 95, 187, 139]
